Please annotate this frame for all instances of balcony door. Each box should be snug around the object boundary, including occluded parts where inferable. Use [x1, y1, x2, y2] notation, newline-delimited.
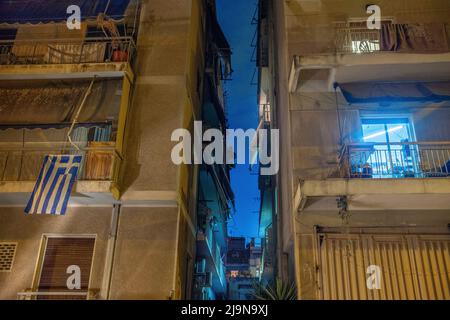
[361, 117, 418, 178]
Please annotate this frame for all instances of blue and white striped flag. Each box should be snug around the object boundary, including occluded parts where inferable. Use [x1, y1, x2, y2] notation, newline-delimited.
[25, 155, 82, 215]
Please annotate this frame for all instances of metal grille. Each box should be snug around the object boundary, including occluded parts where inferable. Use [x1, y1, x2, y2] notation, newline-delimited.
[0, 242, 17, 272]
[316, 233, 450, 300]
[340, 142, 450, 179]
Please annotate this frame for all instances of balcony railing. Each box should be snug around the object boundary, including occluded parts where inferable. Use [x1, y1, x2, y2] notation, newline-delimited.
[0, 141, 119, 182]
[17, 289, 100, 300]
[197, 228, 227, 289]
[335, 23, 381, 54]
[295, 23, 450, 55]
[340, 142, 450, 179]
[0, 37, 136, 66]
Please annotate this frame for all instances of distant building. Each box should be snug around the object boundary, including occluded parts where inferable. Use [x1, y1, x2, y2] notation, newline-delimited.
[248, 241, 262, 279]
[192, 0, 234, 301]
[256, 0, 277, 287]
[228, 277, 255, 301]
[226, 237, 250, 279]
[225, 237, 263, 300]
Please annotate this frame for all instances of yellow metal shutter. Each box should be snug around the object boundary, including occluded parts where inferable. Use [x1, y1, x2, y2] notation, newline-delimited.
[38, 237, 95, 300]
[316, 233, 450, 300]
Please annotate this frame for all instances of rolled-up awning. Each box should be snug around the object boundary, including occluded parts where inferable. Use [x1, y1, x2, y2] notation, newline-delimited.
[338, 81, 450, 105]
[0, 79, 122, 128]
[0, 0, 131, 24]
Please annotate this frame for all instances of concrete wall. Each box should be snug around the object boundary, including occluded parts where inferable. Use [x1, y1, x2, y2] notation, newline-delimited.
[121, 0, 193, 194]
[0, 207, 112, 300]
[109, 206, 179, 299]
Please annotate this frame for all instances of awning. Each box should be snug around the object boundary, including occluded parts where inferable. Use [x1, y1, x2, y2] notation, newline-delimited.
[0, 0, 131, 24]
[0, 79, 122, 128]
[338, 82, 450, 105]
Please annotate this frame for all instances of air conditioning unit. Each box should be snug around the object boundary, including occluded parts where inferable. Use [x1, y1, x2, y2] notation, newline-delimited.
[195, 272, 213, 288]
[196, 258, 206, 274]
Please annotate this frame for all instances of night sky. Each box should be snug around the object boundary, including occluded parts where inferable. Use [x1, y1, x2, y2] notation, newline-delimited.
[216, 0, 260, 241]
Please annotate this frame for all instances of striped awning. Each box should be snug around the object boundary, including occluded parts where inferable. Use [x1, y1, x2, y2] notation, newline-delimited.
[0, 0, 131, 24]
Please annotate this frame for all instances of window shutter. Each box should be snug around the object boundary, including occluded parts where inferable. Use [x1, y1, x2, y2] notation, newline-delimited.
[38, 237, 95, 299]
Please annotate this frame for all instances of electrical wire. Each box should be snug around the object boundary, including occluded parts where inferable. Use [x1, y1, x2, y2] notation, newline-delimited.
[67, 77, 96, 151]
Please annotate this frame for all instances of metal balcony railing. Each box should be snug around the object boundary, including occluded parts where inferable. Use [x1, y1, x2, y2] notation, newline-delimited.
[295, 22, 450, 55]
[335, 23, 381, 54]
[340, 142, 450, 179]
[0, 37, 136, 66]
[0, 141, 120, 182]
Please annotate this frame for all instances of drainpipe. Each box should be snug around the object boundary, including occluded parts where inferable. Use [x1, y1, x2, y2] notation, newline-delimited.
[170, 206, 182, 300]
[103, 203, 121, 300]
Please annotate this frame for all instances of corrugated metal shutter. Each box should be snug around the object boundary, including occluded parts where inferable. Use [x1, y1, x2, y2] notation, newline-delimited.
[38, 237, 95, 300]
[316, 233, 450, 300]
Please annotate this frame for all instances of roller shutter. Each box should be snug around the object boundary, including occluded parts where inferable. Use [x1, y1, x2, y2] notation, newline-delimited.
[316, 232, 450, 300]
[37, 237, 95, 300]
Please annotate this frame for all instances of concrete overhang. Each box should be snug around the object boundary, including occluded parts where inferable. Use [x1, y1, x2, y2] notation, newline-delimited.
[289, 52, 450, 92]
[0, 62, 134, 82]
[0, 181, 116, 207]
[196, 232, 226, 293]
[296, 178, 450, 212]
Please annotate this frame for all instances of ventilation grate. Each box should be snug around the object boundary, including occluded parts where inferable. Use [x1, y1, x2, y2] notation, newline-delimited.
[0, 243, 17, 272]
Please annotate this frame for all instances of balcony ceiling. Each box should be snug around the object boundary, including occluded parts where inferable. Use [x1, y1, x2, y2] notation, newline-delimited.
[0, 181, 115, 206]
[296, 178, 450, 212]
[290, 52, 450, 92]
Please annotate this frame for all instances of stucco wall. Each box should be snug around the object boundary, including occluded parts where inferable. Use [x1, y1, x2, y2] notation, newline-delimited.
[121, 0, 193, 194]
[109, 206, 179, 300]
[0, 206, 112, 300]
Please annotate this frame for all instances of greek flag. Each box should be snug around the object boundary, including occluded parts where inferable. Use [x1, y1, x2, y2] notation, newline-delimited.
[25, 155, 82, 215]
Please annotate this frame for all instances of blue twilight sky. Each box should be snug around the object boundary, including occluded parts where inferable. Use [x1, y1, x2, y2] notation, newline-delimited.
[216, 0, 260, 241]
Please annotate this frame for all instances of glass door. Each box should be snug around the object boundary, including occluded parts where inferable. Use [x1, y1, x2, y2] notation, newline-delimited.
[362, 118, 417, 178]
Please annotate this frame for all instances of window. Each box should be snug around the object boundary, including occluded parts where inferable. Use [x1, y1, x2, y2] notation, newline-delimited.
[360, 117, 418, 177]
[36, 236, 95, 300]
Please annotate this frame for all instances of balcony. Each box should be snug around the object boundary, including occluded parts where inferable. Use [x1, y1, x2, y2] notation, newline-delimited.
[340, 142, 450, 179]
[288, 23, 450, 92]
[196, 229, 227, 293]
[0, 37, 136, 80]
[0, 141, 120, 206]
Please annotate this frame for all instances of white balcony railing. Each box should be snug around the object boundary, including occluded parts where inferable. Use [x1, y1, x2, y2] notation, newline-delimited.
[295, 22, 450, 55]
[340, 142, 450, 179]
[335, 23, 381, 54]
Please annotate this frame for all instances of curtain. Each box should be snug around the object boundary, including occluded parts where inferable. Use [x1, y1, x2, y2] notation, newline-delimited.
[381, 23, 449, 53]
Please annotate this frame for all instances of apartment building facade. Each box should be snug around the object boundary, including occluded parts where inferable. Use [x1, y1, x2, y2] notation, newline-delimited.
[0, 0, 229, 300]
[258, 0, 450, 299]
[256, 0, 277, 286]
[193, 3, 234, 300]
